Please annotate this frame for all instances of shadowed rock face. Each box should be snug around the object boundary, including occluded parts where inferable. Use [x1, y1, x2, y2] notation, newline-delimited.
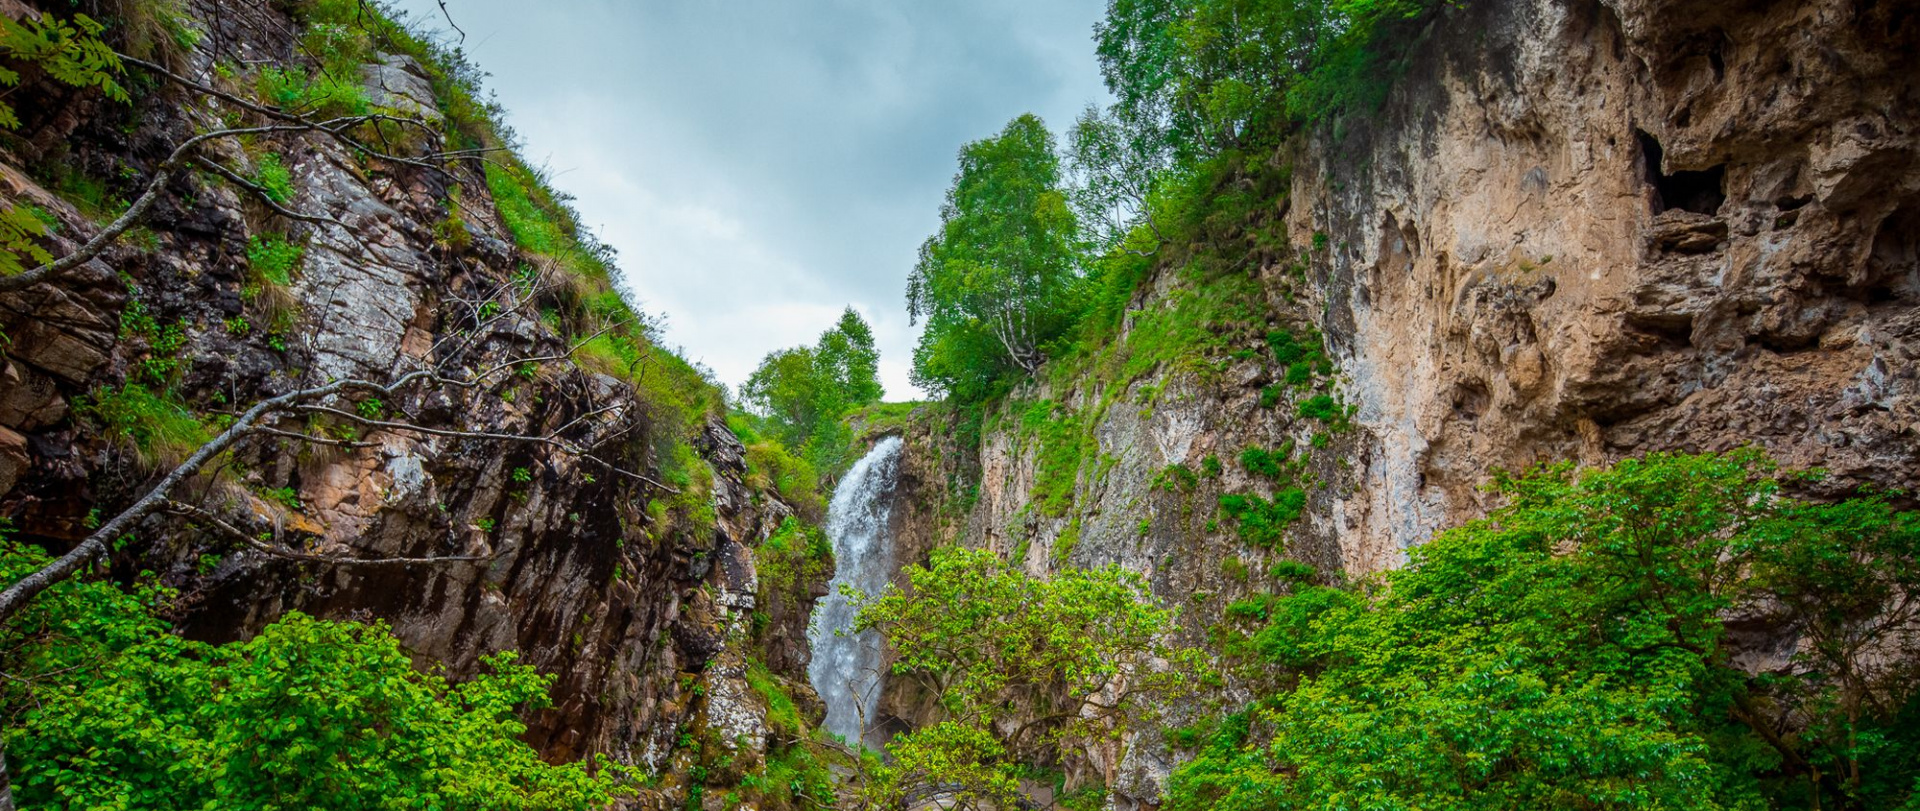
[0, 0, 823, 794]
[876, 0, 1918, 804]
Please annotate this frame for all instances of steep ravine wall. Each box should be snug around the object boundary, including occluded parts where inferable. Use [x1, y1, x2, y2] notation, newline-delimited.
[879, 0, 1918, 803]
[0, 2, 822, 804]
[1307, 0, 1920, 571]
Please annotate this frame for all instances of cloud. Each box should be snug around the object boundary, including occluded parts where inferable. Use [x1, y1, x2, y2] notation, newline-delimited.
[390, 0, 1111, 399]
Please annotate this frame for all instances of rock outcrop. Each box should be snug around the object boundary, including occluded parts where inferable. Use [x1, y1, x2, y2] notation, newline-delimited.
[0, 2, 823, 805]
[1307, 0, 1920, 570]
[876, 0, 1918, 804]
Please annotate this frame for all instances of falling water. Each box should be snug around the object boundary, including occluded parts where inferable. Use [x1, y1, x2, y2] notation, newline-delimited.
[806, 436, 904, 746]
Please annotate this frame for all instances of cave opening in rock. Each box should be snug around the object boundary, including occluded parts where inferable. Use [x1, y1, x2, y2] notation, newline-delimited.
[1638, 129, 1727, 215]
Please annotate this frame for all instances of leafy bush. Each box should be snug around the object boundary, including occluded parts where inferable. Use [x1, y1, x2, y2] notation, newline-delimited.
[851, 547, 1208, 808]
[1238, 443, 1295, 479]
[1171, 450, 1920, 811]
[246, 233, 304, 285]
[256, 65, 369, 117]
[1217, 489, 1305, 548]
[252, 153, 295, 204]
[0, 12, 127, 131]
[1, 541, 631, 810]
[753, 517, 832, 606]
[1295, 393, 1349, 429]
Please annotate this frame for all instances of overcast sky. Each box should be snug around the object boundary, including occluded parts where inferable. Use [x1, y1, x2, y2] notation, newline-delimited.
[388, 0, 1112, 400]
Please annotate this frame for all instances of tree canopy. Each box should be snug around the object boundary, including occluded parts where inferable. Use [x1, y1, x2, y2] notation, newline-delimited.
[1, 538, 629, 810]
[849, 547, 1208, 808]
[1171, 450, 1920, 811]
[1096, 0, 1440, 158]
[739, 307, 883, 476]
[906, 113, 1083, 402]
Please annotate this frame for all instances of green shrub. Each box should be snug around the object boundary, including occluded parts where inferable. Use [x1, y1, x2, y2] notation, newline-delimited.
[246, 234, 304, 285]
[252, 153, 294, 204]
[1238, 443, 1296, 479]
[755, 517, 832, 605]
[256, 65, 369, 117]
[1217, 488, 1305, 548]
[1267, 560, 1317, 583]
[1, 539, 632, 810]
[1170, 450, 1920, 811]
[1295, 394, 1349, 429]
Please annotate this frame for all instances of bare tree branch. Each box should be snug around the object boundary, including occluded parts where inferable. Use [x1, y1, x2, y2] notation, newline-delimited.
[163, 500, 491, 566]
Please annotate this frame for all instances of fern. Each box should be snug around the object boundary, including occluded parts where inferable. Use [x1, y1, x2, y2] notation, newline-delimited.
[0, 204, 54, 277]
[0, 12, 128, 130]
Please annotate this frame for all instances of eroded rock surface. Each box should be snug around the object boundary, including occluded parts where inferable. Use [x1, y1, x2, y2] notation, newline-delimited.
[877, 0, 1918, 804]
[0, 2, 821, 804]
[1304, 0, 1918, 569]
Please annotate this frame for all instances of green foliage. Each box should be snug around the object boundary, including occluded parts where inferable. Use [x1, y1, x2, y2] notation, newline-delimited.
[118, 297, 188, 386]
[1216, 489, 1305, 548]
[1265, 328, 1331, 387]
[852, 547, 1208, 807]
[1020, 399, 1094, 517]
[739, 665, 836, 810]
[1153, 462, 1200, 492]
[740, 307, 883, 478]
[486, 162, 592, 271]
[1068, 102, 1174, 252]
[253, 153, 296, 204]
[103, 0, 201, 65]
[1294, 392, 1351, 429]
[80, 383, 208, 467]
[907, 114, 1082, 401]
[1, 541, 630, 810]
[848, 399, 924, 438]
[1267, 559, 1316, 582]
[1095, 0, 1440, 159]
[0, 11, 127, 130]
[0, 12, 127, 272]
[256, 65, 370, 117]
[246, 233, 305, 285]
[1238, 442, 1296, 479]
[263, 486, 302, 511]
[42, 161, 122, 219]
[730, 414, 827, 520]
[753, 517, 833, 607]
[1170, 450, 1920, 811]
[0, 203, 54, 278]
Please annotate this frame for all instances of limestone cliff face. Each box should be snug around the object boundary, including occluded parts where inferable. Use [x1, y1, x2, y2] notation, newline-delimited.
[1308, 0, 1920, 571]
[879, 0, 1918, 802]
[0, 1, 819, 801]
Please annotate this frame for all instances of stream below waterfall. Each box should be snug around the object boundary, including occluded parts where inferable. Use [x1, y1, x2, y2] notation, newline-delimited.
[806, 436, 904, 747]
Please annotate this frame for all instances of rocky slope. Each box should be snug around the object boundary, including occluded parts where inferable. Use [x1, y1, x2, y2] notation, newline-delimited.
[875, 0, 1918, 802]
[0, 2, 823, 805]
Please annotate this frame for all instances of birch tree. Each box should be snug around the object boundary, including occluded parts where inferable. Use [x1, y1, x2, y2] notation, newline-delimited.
[905, 114, 1081, 400]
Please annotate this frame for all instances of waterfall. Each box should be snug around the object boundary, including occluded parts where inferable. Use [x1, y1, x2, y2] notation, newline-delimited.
[806, 436, 904, 746]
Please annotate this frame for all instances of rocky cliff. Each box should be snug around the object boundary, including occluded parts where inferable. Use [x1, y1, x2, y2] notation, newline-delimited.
[876, 0, 1918, 802]
[0, 1, 823, 805]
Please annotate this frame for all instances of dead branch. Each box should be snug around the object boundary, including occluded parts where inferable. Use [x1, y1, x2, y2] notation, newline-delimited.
[163, 500, 490, 566]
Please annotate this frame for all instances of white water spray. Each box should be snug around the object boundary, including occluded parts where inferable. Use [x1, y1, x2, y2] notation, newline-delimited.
[806, 436, 904, 746]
